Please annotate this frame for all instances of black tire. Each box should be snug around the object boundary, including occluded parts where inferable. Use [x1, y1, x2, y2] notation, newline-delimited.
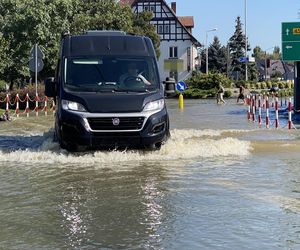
[145, 142, 162, 151]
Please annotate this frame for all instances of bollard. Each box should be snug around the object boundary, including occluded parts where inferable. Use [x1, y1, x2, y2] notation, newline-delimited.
[5, 94, 9, 112]
[266, 96, 269, 129]
[52, 99, 56, 116]
[35, 93, 39, 116]
[26, 93, 29, 117]
[16, 94, 19, 117]
[252, 96, 256, 122]
[44, 96, 48, 116]
[247, 95, 251, 121]
[179, 93, 184, 110]
[258, 95, 262, 125]
[288, 98, 292, 129]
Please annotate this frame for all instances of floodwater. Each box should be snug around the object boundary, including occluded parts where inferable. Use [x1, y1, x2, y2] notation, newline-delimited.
[1, 99, 300, 249]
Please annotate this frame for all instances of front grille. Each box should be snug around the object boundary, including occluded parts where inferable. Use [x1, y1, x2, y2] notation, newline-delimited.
[87, 117, 145, 131]
[91, 132, 141, 147]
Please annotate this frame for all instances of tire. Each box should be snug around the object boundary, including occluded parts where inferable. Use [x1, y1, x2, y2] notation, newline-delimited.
[145, 142, 162, 151]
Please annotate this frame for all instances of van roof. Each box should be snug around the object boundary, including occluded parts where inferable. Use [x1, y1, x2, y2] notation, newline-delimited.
[61, 31, 156, 57]
[85, 30, 126, 36]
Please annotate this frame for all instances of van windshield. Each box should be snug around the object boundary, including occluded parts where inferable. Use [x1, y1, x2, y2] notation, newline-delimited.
[64, 56, 160, 92]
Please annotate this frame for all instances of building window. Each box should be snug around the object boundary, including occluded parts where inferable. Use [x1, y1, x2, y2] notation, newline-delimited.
[169, 46, 178, 58]
[144, 6, 149, 11]
[164, 25, 170, 33]
[158, 25, 163, 34]
[150, 6, 155, 12]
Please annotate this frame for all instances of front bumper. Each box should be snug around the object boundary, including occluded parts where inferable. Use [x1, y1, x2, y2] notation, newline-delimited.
[57, 108, 169, 149]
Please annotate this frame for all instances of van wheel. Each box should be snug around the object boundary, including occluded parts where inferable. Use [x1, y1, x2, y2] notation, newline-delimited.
[146, 142, 162, 151]
[60, 140, 79, 152]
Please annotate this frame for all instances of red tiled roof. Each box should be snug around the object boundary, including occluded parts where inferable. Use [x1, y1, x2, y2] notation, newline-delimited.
[178, 16, 194, 28]
[119, 0, 135, 6]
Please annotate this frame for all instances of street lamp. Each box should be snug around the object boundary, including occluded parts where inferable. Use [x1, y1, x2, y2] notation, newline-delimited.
[206, 28, 217, 74]
[264, 47, 275, 80]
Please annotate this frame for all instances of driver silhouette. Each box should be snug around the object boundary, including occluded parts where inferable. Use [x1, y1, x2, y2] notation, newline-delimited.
[119, 62, 151, 86]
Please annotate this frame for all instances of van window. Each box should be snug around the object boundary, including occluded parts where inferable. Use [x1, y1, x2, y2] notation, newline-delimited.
[64, 56, 159, 92]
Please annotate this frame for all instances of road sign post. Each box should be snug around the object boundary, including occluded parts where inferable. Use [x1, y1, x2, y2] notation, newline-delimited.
[282, 22, 300, 112]
[176, 81, 187, 110]
[29, 44, 44, 94]
[282, 22, 300, 61]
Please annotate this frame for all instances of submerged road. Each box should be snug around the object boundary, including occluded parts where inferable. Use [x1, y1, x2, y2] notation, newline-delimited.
[0, 99, 300, 249]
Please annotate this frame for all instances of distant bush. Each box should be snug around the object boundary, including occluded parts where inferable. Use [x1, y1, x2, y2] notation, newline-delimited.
[224, 90, 232, 98]
[183, 88, 215, 99]
[266, 81, 272, 89]
[260, 82, 267, 89]
[186, 72, 231, 90]
[284, 81, 293, 89]
[278, 82, 285, 89]
[255, 82, 261, 89]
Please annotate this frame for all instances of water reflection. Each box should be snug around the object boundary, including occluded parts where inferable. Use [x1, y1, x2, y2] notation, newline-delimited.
[56, 164, 167, 249]
[140, 176, 164, 248]
[59, 185, 91, 248]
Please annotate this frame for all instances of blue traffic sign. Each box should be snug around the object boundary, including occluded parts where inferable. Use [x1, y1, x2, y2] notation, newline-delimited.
[239, 57, 248, 63]
[176, 81, 187, 92]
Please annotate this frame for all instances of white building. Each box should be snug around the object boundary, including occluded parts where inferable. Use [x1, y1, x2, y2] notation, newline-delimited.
[120, 0, 201, 83]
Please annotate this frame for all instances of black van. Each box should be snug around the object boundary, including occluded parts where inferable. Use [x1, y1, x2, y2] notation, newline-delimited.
[45, 31, 170, 151]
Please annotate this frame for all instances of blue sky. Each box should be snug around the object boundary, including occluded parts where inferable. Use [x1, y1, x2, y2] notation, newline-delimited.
[167, 0, 300, 53]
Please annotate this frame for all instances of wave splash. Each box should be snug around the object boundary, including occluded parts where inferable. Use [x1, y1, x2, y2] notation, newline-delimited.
[0, 129, 251, 165]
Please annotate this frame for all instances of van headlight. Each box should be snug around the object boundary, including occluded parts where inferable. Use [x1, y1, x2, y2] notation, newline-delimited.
[143, 99, 165, 112]
[62, 99, 87, 112]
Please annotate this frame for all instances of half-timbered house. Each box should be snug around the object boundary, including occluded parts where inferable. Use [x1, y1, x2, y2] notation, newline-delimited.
[120, 0, 201, 83]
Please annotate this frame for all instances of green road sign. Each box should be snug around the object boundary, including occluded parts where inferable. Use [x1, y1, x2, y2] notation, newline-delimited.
[282, 22, 300, 61]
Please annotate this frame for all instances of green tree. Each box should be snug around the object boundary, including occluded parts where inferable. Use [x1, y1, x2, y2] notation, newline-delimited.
[132, 11, 160, 59]
[71, 0, 133, 33]
[0, 0, 75, 89]
[270, 46, 281, 60]
[229, 16, 257, 80]
[199, 36, 227, 74]
[229, 16, 248, 79]
[207, 36, 227, 73]
[252, 46, 265, 60]
[0, 0, 160, 89]
[0, 33, 11, 76]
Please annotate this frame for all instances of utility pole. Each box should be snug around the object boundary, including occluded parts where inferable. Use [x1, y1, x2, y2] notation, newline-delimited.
[227, 42, 230, 78]
[205, 28, 217, 74]
[245, 0, 248, 81]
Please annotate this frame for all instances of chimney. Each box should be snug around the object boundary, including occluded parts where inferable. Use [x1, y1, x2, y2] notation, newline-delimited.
[171, 2, 176, 14]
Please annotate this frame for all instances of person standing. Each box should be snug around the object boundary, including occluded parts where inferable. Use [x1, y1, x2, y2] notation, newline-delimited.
[217, 83, 226, 104]
[237, 85, 245, 103]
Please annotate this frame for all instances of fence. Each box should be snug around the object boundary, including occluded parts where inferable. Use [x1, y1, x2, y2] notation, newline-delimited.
[246, 94, 296, 129]
[0, 93, 55, 117]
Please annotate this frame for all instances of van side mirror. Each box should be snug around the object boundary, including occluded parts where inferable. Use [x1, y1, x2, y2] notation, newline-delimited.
[45, 77, 57, 97]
